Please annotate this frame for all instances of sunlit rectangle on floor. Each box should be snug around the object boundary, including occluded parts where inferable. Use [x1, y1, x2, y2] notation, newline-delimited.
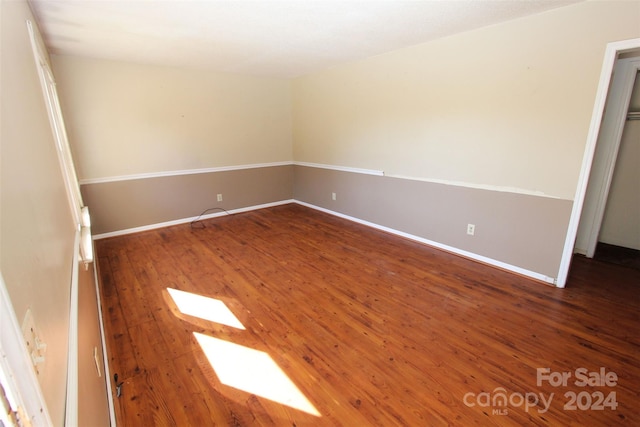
[193, 332, 321, 416]
[167, 287, 245, 330]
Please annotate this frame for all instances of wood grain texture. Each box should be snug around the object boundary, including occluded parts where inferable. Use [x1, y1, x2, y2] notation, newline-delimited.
[95, 204, 639, 426]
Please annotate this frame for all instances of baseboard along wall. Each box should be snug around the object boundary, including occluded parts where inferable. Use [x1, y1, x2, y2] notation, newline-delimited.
[86, 163, 572, 285]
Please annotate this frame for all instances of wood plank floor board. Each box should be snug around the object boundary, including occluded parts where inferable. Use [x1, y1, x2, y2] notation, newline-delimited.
[96, 204, 639, 426]
[95, 255, 139, 426]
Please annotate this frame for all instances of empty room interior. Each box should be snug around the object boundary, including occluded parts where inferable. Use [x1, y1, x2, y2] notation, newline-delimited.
[1, 0, 639, 426]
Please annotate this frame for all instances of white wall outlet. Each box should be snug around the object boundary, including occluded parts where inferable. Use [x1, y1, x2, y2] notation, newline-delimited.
[331, 192, 337, 201]
[94, 346, 102, 377]
[467, 224, 475, 236]
[217, 194, 223, 202]
[21, 309, 46, 374]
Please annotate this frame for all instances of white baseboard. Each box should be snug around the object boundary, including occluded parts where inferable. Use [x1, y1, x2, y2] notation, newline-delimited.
[573, 247, 588, 256]
[92, 200, 295, 240]
[295, 201, 557, 285]
[90, 256, 117, 427]
[92, 198, 556, 285]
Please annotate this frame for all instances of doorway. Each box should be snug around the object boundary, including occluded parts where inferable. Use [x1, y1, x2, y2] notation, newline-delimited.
[592, 70, 640, 270]
[556, 39, 640, 288]
[576, 56, 640, 260]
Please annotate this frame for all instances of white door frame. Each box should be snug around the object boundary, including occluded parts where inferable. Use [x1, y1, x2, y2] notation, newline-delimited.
[578, 56, 640, 258]
[556, 38, 640, 288]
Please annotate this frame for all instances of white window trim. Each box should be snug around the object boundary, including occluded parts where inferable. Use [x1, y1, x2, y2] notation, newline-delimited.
[26, 20, 84, 229]
[0, 271, 53, 426]
[26, 20, 95, 427]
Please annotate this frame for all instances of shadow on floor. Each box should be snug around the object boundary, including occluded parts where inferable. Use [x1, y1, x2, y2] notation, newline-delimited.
[594, 242, 640, 271]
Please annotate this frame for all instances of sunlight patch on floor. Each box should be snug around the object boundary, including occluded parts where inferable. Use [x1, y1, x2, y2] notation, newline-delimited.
[193, 332, 321, 417]
[167, 287, 245, 330]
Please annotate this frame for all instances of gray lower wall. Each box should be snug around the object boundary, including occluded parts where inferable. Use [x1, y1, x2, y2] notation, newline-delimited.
[82, 165, 294, 235]
[84, 163, 572, 280]
[293, 165, 573, 280]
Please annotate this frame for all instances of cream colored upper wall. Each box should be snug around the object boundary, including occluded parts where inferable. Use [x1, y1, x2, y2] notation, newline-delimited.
[292, 1, 640, 200]
[52, 55, 293, 181]
[1, 1, 77, 424]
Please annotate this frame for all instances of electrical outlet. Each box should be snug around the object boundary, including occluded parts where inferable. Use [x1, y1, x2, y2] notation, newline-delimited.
[331, 192, 337, 201]
[94, 346, 102, 377]
[467, 224, 475, 236]
[217, 194, 223, 202]
[21, 309, 46, 374]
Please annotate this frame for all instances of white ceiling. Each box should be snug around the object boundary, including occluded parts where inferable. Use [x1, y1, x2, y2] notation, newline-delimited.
[30, 0, 581, 78]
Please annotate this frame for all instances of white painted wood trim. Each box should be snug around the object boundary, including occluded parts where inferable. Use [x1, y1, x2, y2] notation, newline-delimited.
[384, 173, 566, 200]
[297, 163, 566, 199]
[90, 258, 117, 427]
[79, 161, 293, 185]
[557, 37, 640, 289]
[293, 161, 384, 176]
[80, 161, 563, 202]
[28, 20, 84, 228]
[583, 57, 640, 257]
[92, 200, 295, 239]
[65, 230, 81, 427]
[0, 271, 53, 426]
[93, 197, 555, 283]
[79, 161, 386, 186]
[295, 201, 556, 285]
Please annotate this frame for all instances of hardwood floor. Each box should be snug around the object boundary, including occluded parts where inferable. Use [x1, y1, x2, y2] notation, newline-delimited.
[594, 242, 640, 271]
[95, 204, 639, 426]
